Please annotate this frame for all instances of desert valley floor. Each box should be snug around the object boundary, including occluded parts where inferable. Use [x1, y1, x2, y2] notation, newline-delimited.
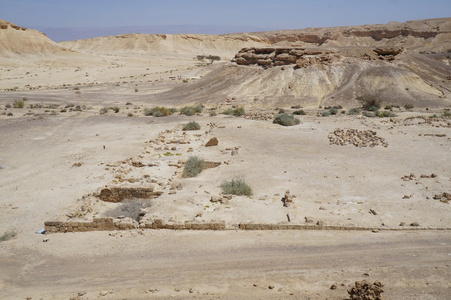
[1, 17, 451, 299]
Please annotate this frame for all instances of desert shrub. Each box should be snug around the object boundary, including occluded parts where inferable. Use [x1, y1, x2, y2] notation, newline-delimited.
[5, 104, 11, 108]
[277, 108, 286, 114]
[293, 109, 306, 115]
[443, 110, 451, 117]
[377, 111, 396, 118]
[362, 111, 376, 117]
[126, 102, 133, 105]
[357, 95, 381, 111]
[127, 113, 134, 117]
[144, 106, 176, 117]
[182, 121, 201, 131]
[348, 108, 360, 115]
[7, 112, 13, 116]
[182, 156, 205, 178]
[321, 111, 331, 117]
[0, 230, 17, 242]
[180, 106, 197, 116]
[99, 107, 108, 115]
[220, 177, 253, 196]
[329, 108, 338, 115]
[384, 105, 393, 110]
[111, 106, 120, 113]
[104, 200, 152, 221]
[291, 105, 301, 109]
[223, 107, 245, 117]
[134, 88, 138, 92]
[273, 113, 300, 126]
[13, 99, 24, 108]
[404, 103, 414, 110]
[209, 111, 217, 117]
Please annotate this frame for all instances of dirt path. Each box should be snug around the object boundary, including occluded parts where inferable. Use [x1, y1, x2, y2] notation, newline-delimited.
[1, 230, 450, 299]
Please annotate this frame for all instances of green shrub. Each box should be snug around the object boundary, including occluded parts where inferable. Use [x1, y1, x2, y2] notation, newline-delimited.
[182, 156, 205, 178]
[362, 111, 376, 117]
[273, 113, 300, 126]
[321, 111, 331, 117]
[293, 109, 306, 115]
[377, 111, 395, 118]
[223, 107, 245, 117]
[183, 121, 201, 131]
[180, 106, 196, 116]
[144, 106, 176, 117]
[220, 177, 252, 196]
[404, 103, 414, 110]
[443, 110, 451, 117]
[384, 105, 393, 110]
[277, 108, 286, 114]
[329, 108, 338, 115]
[13, 99, 24, 108]
[111, 106, 120, 113]
[348, 108, 360, 115]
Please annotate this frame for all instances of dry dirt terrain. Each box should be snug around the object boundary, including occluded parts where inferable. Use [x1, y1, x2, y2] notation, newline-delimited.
[1, 18, 451, 299]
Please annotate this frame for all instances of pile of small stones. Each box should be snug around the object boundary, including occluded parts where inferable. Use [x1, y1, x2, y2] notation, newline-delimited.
[328, 129, 388, 148]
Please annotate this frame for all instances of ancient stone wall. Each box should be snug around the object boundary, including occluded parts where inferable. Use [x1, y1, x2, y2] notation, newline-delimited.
[45, 218, 450, 233]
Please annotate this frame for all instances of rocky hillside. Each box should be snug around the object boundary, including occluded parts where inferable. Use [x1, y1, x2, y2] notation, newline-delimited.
[157, 47, 451, 108]
[59, 33, 269, 58]
[0, 20, 74, 57]
[250, 18, 451, 53]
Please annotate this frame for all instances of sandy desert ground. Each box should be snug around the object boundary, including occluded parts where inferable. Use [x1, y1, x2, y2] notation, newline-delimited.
[1, 18, 451, 299]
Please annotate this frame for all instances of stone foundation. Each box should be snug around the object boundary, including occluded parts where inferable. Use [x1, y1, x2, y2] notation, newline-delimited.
[45, 218, 450, 233]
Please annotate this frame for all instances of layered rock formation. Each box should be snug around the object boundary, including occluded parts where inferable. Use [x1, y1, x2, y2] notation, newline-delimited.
[232, 47, 403, 68]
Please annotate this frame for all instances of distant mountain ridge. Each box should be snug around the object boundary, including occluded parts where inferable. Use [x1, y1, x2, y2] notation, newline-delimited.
[34, 25, 274, 42]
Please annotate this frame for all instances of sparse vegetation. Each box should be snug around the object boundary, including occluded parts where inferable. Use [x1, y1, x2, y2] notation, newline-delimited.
[293, 109, 306, 115]
[357, 95, 381, 111]
[404, 103, 414, 110]
[196, 55, 221, 64]
[273, 113, 300, 126]
[182, 156, 205, 178]
[376, 111, 396, 118]
[0, 230, 17, 242]
[220, 177, 253, 196]
[223, 107, 245, 117]
[99, 107, 108, 115]
[144, 106, 176, 117]
[182, 121, 201, 131]
[13, 99, 24, 108]
[180, 105, 203, 116]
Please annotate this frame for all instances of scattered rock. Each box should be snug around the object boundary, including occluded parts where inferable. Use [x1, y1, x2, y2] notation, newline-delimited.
[330, 283, 337, 290]
[205, 137, 218, 147]
[268, 285, 275, 289]
[410, 222, 420, 227]
[399, 222, 406, 226]
[369, 209, 377, 215]
[282, 190, 294, 207]
[72, 162, 83, 167]
[348, 280, 384, 300]
[305, 216, 314, 223]
[99, 291, 108, 296]
[328, 129, 388, 148]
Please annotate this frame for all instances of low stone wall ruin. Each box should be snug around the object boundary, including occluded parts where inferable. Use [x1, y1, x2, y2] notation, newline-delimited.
[44, 218, 450, 233]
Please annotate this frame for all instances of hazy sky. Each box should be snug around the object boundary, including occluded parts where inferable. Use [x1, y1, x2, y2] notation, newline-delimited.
[2, 0, 450, 31]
